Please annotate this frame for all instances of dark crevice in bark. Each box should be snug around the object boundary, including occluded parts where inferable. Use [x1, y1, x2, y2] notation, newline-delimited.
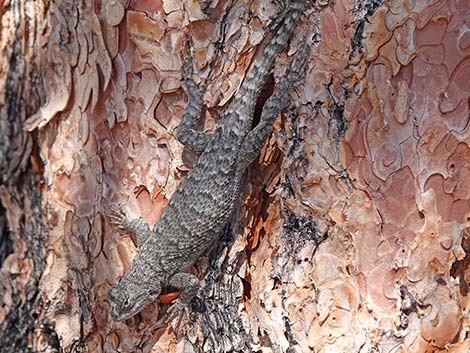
[327, 100, 348, 143]
[0, 203, 12, 267]
[0, 1, 48, 352]
[341, 0, 384, 98]
[253, 74, 276, 129]
[351, 0, 385, 56]
[0, 176, 47, 353]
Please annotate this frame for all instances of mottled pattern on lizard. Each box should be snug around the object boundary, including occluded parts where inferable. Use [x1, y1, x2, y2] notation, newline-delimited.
[108, 1, 310, 326]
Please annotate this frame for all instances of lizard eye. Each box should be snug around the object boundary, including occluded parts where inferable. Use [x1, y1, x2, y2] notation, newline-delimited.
[123, 297, 131, 308]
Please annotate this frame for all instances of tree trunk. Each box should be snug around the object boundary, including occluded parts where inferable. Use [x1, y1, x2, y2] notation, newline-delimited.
[1, 0, 469, 352]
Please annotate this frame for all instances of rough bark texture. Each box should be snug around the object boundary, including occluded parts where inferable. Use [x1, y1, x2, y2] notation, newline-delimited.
[0, 0, 469, 353]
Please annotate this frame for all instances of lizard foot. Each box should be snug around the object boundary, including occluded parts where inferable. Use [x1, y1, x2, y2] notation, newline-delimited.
[152, 298, 190, 333]
[109, 208, 129, 230]
[167, 298, 191, 332]
[109, 209, 153, 247]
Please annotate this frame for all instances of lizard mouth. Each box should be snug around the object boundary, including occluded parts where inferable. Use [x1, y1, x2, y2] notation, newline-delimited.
[109, 292, 158, 322]
[110, 303, 134, 322]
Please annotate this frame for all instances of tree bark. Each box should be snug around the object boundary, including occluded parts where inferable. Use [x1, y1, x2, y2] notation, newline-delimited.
[1, 0, 469, 352]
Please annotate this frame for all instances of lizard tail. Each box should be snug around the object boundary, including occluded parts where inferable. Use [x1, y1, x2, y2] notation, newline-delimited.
[236, 1, 307, 108]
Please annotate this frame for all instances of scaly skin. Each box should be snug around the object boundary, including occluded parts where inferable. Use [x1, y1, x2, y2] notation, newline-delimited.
[108, 1, 310, 327]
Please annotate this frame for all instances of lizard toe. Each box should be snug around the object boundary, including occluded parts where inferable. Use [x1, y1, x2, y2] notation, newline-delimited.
[109, 209, 128, 229]
[167, 298, 190, 333]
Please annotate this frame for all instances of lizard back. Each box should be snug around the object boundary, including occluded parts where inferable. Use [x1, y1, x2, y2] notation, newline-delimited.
[108, 1, 310, 324]
[137, 3, 307, 279]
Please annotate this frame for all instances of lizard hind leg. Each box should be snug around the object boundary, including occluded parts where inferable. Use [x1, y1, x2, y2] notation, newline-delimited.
[163, 272, 200, 332]
[237, 39, 310, 170]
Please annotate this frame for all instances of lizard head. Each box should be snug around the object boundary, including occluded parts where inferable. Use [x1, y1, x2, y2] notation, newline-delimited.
[108, 274, 161, 322]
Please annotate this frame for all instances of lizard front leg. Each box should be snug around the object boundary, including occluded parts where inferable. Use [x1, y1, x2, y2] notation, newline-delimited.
[162, 272, 199, 331]
[176, 42, 212, 153]
[109, 209, 154, 247]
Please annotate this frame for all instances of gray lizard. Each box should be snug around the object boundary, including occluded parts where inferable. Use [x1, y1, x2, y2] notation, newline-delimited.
[108, 0, 310, 327]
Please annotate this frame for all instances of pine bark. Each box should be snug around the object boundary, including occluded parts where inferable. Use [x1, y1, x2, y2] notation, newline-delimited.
[0, 1, 469, 353]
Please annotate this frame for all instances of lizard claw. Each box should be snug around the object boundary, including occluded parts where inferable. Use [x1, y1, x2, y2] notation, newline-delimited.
[152, 298, 190, 333]
[109, 208, 129, 230]
[167, 298, 190, 333]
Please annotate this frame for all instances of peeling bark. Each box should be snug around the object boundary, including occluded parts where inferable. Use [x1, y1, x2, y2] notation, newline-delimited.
[0, 1, 50, 352]
[1, 1, 470, 353]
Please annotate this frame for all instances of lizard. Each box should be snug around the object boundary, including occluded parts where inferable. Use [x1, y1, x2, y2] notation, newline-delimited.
[108, 0, 310, 328]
